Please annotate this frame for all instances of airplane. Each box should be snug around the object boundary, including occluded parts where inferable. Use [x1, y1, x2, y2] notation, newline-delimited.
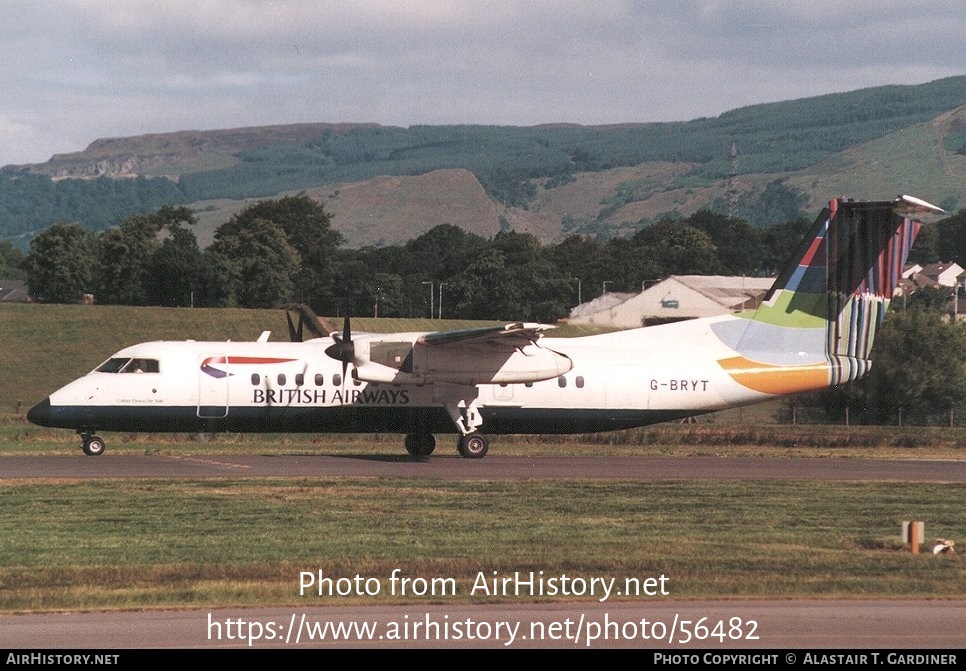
[27, 195, 944, 459]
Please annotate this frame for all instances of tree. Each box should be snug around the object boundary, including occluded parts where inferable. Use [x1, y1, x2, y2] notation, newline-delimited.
[631, 221, 719, 276]
[230, 196, 342, 304]
[447, 247, 508, 319]
[94, 206, 198, 305]
[404, 224, 488, 281]
[743, 180, 807, 227]
[23, 222, 95, 303]
[364, 272, 404, 318]
[936, 208, 966, 266]
[144, 225, 206, 307]
[860, 306, 966, 424]
[0, 241, 25, 279]
[547, 235, 607, 292]
[685, 210, 763, 275]
[758, 217, 811, 277]
[94, 217, 156, 304]
[205, 217, 300, 308]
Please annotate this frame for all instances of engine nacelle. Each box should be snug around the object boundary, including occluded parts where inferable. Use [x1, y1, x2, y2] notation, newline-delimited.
[353, 337, 572, 386]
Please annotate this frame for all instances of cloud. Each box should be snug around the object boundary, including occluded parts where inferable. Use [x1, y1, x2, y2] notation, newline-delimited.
[0, 1, 963, 165]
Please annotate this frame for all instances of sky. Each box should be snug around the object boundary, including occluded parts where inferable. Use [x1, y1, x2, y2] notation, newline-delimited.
[1, 1, 964, 167]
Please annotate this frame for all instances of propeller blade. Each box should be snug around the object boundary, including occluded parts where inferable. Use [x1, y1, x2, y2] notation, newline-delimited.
[324, 316, 355, 374]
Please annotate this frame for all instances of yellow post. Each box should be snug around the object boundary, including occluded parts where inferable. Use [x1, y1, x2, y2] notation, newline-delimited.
[906, 520, 923, 554]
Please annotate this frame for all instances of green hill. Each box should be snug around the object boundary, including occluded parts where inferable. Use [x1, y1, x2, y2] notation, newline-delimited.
[2, 76, 964, 248]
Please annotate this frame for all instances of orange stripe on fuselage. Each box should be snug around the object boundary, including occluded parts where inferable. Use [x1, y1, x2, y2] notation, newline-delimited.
[717, 356, 830, 395]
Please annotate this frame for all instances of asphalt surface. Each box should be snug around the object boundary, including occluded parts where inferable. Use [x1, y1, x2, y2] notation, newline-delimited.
[3, 601, 964, 650]
[3, 453, 963, 650]
[3, 453, 965, 481]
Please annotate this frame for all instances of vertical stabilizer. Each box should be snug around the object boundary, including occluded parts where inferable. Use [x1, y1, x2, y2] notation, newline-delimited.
[713, 196, 941, 395]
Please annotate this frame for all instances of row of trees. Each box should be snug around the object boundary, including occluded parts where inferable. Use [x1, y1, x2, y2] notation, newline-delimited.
[14, 195, 966, 321]
[19, 199, 966, 319]
[6, 196, 829, 319]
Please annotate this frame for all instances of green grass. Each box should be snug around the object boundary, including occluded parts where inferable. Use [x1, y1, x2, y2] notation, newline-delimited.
[0, 478, 962, 612]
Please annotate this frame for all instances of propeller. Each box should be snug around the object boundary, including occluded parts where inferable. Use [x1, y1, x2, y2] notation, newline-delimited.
[324, 316, 356, 378]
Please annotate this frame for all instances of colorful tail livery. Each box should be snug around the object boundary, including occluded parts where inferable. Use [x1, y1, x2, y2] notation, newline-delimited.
[27, 195, 943, 459]
[713, 195, 942, 395]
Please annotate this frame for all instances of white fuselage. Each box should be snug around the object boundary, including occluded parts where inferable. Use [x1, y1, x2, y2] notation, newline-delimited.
[30, 315, 783, 437]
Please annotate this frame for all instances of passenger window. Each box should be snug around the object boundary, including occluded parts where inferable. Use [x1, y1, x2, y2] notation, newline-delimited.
[278, 374, 286, 385]
[295, 373, 304, 386]
[315, 374, 325, 386]
[251, 374, 260, 385]
[558, 376, 567, 388]
[576, 376, 585, 388]
[333, 374, 342, 386]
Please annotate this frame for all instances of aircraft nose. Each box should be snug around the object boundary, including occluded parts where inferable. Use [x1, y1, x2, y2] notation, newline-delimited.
[26, 397, 52, 426]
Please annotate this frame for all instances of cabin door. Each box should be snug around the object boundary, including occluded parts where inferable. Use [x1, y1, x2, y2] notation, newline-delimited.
[197, 353, 230, 418]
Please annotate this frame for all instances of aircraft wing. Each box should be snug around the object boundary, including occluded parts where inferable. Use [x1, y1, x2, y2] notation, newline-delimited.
[347, 322, 568, 385]
[418, 322, 556, 349]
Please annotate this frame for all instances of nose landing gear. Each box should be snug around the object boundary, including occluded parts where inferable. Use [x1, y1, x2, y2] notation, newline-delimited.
[79, 432, 106, 456]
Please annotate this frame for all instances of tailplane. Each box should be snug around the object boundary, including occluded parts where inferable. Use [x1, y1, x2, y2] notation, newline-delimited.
[713, 195, 943, 395]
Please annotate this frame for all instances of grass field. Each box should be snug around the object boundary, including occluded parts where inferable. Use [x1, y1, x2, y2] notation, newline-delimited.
[1, 476, 962, 612]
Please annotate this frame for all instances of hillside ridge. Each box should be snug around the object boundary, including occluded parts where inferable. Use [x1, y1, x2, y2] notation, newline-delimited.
[3, 76, 964, 247]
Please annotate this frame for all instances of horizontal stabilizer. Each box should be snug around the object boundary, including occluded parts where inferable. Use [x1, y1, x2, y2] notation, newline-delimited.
[895, 194, 945, 216]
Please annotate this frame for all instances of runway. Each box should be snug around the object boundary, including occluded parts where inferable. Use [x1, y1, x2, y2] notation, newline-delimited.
[3, 600, 964, 649]
[3, 453, 965, 481]
[3, 453, 963, 650]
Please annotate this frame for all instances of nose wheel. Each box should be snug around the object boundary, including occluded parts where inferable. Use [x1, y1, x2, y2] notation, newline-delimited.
[80, 433, 106, 456]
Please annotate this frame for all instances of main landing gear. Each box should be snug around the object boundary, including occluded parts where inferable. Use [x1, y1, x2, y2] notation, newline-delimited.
[456, 432, 489, 459]
[79, 431, 106, 456]
[403, 393, 491, 459]
[404, 432, 489, 459]
[447, 395, 489, 458]
[404, 433, 436, 458]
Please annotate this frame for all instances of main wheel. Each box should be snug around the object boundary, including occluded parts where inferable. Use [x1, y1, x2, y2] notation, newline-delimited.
[82, 435, 106, 456]
[405, 433, 436, 457]
[457, 433, 488, 459]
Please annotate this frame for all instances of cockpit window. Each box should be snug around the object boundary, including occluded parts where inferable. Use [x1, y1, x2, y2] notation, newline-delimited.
[95, 357, 160, 373]
[95, 358, 130, 373]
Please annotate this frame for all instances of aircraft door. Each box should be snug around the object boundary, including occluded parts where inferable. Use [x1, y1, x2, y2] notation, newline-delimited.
[198, 353, 230, 418]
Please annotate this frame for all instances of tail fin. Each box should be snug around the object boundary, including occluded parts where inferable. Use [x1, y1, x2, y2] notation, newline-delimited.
[714, 195, 942, 395]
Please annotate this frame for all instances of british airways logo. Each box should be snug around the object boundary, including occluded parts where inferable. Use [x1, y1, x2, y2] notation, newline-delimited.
[200, 356, 297, 378]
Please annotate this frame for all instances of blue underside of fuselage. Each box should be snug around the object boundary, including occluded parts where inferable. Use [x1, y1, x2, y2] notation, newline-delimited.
[28, 399, 698, 435]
